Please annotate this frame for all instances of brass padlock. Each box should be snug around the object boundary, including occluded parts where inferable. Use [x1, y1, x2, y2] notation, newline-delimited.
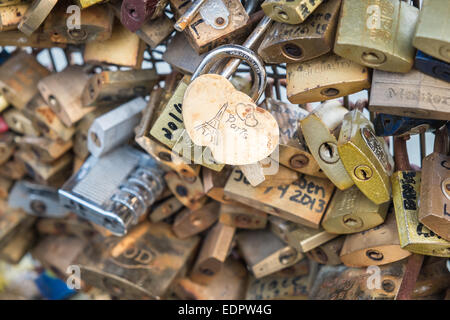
[286, 53, 370, 104]
[322, 186, 389, 234]
[224, 166, 335, 228]
[0, 51, 50, 110]
[203, 166, 237, 204]
[175, 258, 247, 300]
[258, 0, 341, 64]
[369, 69, 450, 121]
[76, 0, 107, 9]
[169, 0, 249, 53]
[136, 14, 174, 49]
[269, 215, 338, 253]
[75, 222, 200, 299]
[149, 196, 184, 223]
[189, 222, 235, 284]
[261, 0, 324, 25]
[413, 0, 450, 63]
[164, 170, 206, 211]
[418, 126, 450, 241]
[338, 109, 394, 204]
[219, 202, 267, 229]
[0, 132, 15, 166]
[81, 69, 158, 107]
[391, 137, 450, 257]
[14, 136, 72, 163]
[0, 4, 29, 31]
[305, 236, 344, 265]
[18, 0, 59, 36]
[38, 65, 96, 127]
[3, 108, 40, 136]
[339, 211, 412, 267]
[334, 0, 418, 73]
[84, 19, 146, 68]
[237, 229, 304, 278]
[43, 2, 114, 44]
[299, 100, 354, 190]
[172, 201, 219, 239]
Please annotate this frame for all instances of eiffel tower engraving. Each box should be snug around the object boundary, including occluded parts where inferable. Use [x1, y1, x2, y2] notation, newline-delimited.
[194, 103, 228, 146]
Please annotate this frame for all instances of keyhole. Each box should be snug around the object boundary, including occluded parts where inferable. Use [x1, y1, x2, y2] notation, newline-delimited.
[282, 43, 303, 60]
[366, 249, 384, 261]
[320, 88, 340, 97]
[381, 279, 395, 293]
[361, 51, 386, 65]
[319, 142, 339, 164]
[354, 165, 373, 180]
[278, 247, 297, 265]
[342, 215, 363, 229]
[274, 6, 289, 21]
[289, 154, 309, 168]
[90, 131, 101, 148]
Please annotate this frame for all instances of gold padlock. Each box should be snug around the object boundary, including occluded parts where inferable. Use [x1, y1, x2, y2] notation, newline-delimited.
[339, 212, 412, 267]
[258, 0, 341, 64]
[149, 197, 184, 223]
[3, 108, 40, 136]
[14, 136, 73, 163]
[261, 0, 324, 25]
[0, 4, 29, 31]
[334, 0, 418, 73]
[322, 186, 389, 234]
[286, 53, 370, 104]
[305, 236, 344, 265]
[300, 100, 354, 190]
[338, 109, 394, 205]
[413, 0, 450, 63]
[224, 166, 335, 228]
[172, 201, 219, 239]
[18, 0, 59, 36]
[369, 69, 450, 121]
[391, 137, 450, 257]
[219, 202, 267, 229]
[164, 170, 206, 211]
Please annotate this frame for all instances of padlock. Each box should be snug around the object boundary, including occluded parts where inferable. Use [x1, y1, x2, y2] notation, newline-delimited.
[237, 229, 304, 278]
[339, 211, 412, 267]
[265, 95, 325, 178]
[18, 0, 59, 36]
[219, 202, 267, 229]
[87, 97, 146, 157]
[38, 65, 96, 127]
[0, 51, 50, 110]
[245, 259, 310, 300]
[164, 170, 206, 211]
[84, 19, 146, 68]
[224, 166, 335, 228]
[412, 258, 450, 299]
[32, 235, 87, 278]
[258, 0, 341, 64]
[0, 217, 36, 264]
[261, 0, 324, 25]
[0, 0, 30, 7]
[391, 137, 450, 257]
[418, 126, 450, 241]
[169, 0, 249, 53]
[16, 150, 72, 186]
[309, 259, 410, 299]
[36, 214, 97, 239]
[0, 4, 30, 31]
[172, 201, 219, 239]
[149, 196, 184, 222]
[75, 221, 200, 299]
[8, 180, 69, 218]
[0, 132, 15, 166]
[120, 0, 167, 32]
[412, 0, 450, 63]
[0, 157, 26, 180]
[81, 69, 158, 107]
[415, 51, 450, 83]
[286, 53, 370, 104]
[76, 0, 107, 9]
[43, 2, 114, 44]
[369, 69, 450, 121]
[322, 186, 389, 234]
[174, 258, 247, 300]
[0, 116, 7, 133]
[373, 113, 447, 137]
[59, 146, 165, 236]
[338, 109, 394, 204]
[3, 108, 40, 136]
[305, 236, 343, 265]
[299, 100, 354, 190]
[202, 166, 237, 204]
[189, 222, 235, 284]
[135, 14, 174, 48]
[0, 176, 12, 199]
[14, 136, 73, 163]
[0, 205, 29, 248]
[269, 215, 338, 253]
[334, 0, 418, 73]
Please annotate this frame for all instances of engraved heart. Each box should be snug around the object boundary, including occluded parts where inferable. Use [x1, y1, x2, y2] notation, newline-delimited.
[182, 74, 279, 165]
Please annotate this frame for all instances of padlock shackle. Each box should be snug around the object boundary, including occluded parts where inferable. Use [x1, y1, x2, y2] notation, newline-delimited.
[191, 45, 266, 103]
[393, 137, 411, 171]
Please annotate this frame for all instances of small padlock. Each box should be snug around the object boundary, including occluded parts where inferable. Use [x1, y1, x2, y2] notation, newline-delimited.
[164, 170, 206, 210]
[172, 201, 219, 238]
[0, 214, 36, 264]
[269, 215, 338, 253]
[236, 228, 304, 278]
[18, 0, 59, 36]
[300, 100, 354, 190]
[261, 0, 324, 25]
[286, 53, 370, 104]
[14, 136, 72, 163]
[339, 211, 412, 267]
[120, 0, 167, 32]
[391, 137, 450, 257]
[219, 202, 267, 229]
[202, 166, 237, 204]
[338, 109, 394, 205]
[369, 69, 450, 121]
[322, 186, 389, 234]
[414, 51, 450, 83]
[413, 0, 450, 63]
[3, 108, 40, 136]
[36, 215, 97, 239]
[258, 0, 341, 64]
[334, 0, 418, 73]
[149, 196, 184, 222]
[0, 4, 29, 31]
[418, 126, 450, 241]
[224, 166, 335, 228]
[373, 113, 447, 137]
[305, 236, 344, 265]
